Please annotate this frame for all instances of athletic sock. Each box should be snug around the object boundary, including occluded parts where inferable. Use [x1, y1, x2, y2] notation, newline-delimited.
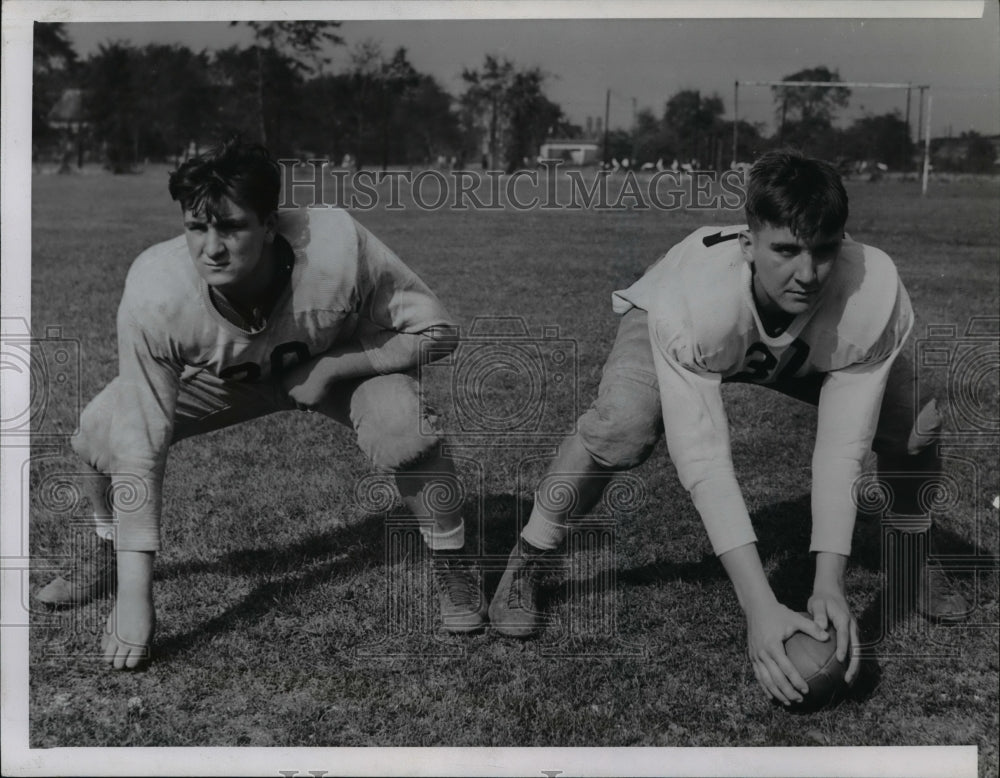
[93, 512, 116, 543]
[520, 503, 567, 551]
[420, 521, 465, 551]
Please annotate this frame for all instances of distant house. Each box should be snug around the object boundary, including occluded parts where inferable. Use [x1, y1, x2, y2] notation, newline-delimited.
[47, 88, 87, 131]
[538, 139, 600, 165]
[46, 88, 88, 171]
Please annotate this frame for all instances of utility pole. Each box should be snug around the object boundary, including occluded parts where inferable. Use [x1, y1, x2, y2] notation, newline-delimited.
[917, 85, 927, 146]
[631, 95, 638, 162]
[905, 83, 912, 141]
[732, 80, 739, 165]
[603, 88, 611, 167]
[922, 95, 932, 196]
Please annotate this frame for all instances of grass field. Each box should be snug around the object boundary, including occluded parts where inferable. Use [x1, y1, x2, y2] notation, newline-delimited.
[26, 167, 1000, 772]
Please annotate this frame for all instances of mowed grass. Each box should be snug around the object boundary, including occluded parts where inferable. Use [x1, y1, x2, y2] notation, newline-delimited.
[27, 168, 1000, 766]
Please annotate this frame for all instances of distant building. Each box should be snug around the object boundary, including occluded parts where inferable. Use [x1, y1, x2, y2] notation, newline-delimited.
[47, 88, 87, 131]
[538, 139, 600, 165]
[47, 88, 88, 171]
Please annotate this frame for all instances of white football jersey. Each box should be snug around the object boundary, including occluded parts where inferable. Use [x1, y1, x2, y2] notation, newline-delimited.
[613, 225, 913, 556]
[109, 207, 453, 551]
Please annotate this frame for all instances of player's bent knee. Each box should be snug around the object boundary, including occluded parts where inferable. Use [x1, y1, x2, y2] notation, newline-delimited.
[355, 375, 441, 471]
[578, 397, 659, 470]
[364, 422, 441, 472]
[72, 392, 116, 472]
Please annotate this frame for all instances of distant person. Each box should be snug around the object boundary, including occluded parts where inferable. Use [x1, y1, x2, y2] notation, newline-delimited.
[488, 150, 968, 705]
[37, 136, 487, 669]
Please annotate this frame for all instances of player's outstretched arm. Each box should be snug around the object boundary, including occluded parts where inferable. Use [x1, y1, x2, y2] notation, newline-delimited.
[719, 543, 830, 705]
[808, 551, 861, 683]
[101, 550, 155, 671]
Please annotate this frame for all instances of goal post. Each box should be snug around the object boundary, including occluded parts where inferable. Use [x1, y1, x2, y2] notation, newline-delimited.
[732, 79, 932, 195]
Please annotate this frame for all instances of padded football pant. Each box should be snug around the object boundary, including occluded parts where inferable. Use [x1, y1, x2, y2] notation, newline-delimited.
[521, 307, 940, 550]
[73, 364, 465, 550]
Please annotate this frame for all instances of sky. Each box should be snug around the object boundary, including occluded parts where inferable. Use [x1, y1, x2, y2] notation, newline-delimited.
[57, 3, 1000, 138]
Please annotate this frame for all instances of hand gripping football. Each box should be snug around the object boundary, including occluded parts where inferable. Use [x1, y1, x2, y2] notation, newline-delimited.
[783, 616, 850, 710]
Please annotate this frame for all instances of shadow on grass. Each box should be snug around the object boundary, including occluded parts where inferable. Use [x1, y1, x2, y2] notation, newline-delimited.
[157, 510, 391, 580]
[153, 508, 404, 660]
[549, 490, 986, 702]
[150, 488, 987, 664]
[152, 493, 533, 661]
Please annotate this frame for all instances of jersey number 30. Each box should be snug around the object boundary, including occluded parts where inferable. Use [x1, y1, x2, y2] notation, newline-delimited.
[218, 341, 311, 382]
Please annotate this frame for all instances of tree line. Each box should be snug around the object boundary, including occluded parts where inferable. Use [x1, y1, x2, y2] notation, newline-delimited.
[34, 22, 576, 173]
[34, 24, 995, 174]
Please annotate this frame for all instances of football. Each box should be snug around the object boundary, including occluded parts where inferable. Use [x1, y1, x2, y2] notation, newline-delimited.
[783, 617, 850, 710]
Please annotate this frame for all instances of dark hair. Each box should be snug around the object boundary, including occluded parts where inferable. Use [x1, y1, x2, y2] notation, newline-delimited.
[168, 135, 281, 222]
[745, 150, 848, 242]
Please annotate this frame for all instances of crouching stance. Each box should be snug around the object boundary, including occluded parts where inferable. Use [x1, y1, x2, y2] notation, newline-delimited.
[489, 151, 968, 704]
[37, 138, 487, 669]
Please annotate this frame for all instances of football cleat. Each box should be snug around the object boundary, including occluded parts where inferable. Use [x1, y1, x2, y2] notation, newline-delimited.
[432, 556, 488, 633]
[488, 539, 552, 638]
[35, 536, 117, 608]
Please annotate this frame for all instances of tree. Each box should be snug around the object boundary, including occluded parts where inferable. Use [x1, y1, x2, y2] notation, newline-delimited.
[961, 131, 998, 173]
[663, 89, 725, 166]
[460, 55, 567, 171]
[604, 129, 634, 165]
[842, 110, 915, 170]
[136, 45, 214, 161]
[33, 23, 79, 150]
[718, 118, 767, 165]
[212, 44, 304, 155]
[230, 21, 344, 146]
[342, 42, 423, 170]
[460, 55, 515, 169]
[772, 66, 851, 145]
[503, 68, 565, 171]
[296, 44, 460, 167]
[83, 42, 219, 170]
[630, 108, 672, 165]
[211, 46, 303, 155]
[399, 74, 462, 165]
[83, 42, 143, 172]
[375, 48, 422, 169]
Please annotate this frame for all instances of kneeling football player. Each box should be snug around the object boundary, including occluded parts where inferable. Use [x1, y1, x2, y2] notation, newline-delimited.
[489, 150, 969, 705]
[37, 137, 487, 669]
